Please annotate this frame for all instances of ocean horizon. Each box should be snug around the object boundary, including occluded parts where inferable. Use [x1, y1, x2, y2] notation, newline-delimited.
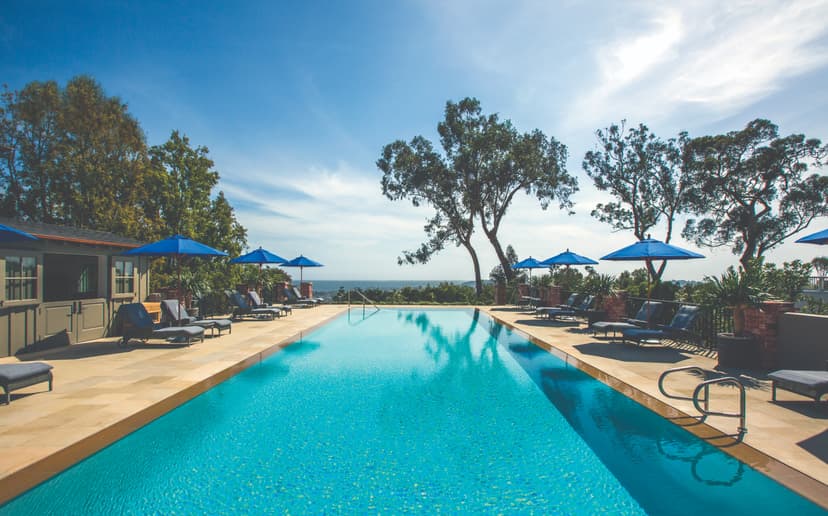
[308, 279, 479, 295]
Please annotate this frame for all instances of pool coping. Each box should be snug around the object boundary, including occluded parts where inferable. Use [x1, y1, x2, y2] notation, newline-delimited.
[0, 311, 343, 506]
[485, 309, 828, 510]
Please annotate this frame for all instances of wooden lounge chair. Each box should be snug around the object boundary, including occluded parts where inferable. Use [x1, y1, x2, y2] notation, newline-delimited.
[160, 299, 232, 337]
[117, 303, 205, 346]
[621, 305, 700, 346]
[768, 369, 828, 402]
[591, 301, 664, 337]
[0, 362, 53, 404]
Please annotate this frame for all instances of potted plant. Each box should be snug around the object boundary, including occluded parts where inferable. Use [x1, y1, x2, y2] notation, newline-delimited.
[705, 264, 768, 368]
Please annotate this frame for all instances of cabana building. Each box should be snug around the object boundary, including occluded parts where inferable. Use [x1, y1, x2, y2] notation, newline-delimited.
[0, 218, 149, 357]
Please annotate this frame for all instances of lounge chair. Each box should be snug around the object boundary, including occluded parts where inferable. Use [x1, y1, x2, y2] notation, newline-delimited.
[228, 292, 282, 320]
[284, 286, 319, 307]
[538, 295, 594, 320]
[0, 362, 53, 404]
[247, 290, 292, 315]
[621, 305, 701, 346]
[160, 299, 232, 337]
[591, 301, 664, 337]
[534, 293, 580, 317]
[768, 369, 828, 402]
[117, 303, 205, 347]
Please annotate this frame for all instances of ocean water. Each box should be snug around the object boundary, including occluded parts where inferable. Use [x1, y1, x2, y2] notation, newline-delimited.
[310, 279, 473, 294]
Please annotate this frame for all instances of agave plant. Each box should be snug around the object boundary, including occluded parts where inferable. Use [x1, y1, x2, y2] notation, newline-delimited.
[706, 264, 769, 336]
[583, 273, 617, 308]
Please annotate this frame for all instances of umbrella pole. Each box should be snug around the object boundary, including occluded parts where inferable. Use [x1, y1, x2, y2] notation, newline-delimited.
[177, 255, 182, 322]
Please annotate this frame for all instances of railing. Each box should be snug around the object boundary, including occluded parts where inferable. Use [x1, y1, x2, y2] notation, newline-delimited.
[658, 366, 747, 440]
[348, 288, 380, 316]
[806, 276, 827, 291]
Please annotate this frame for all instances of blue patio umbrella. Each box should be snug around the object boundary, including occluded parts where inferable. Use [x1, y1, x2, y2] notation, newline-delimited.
[0, 224, 38, 242]
[795, 228, 828, 245]
[282, 255, 324, 284]
[230, 247, 287, 291]
[512, 257, 546, 282]
[602, 237, 704, 299]
[124, 234, 228, 317]
[540, 249, 598, 267]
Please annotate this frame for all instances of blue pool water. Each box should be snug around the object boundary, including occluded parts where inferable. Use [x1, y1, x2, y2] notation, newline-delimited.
[2, 309, 824, 514]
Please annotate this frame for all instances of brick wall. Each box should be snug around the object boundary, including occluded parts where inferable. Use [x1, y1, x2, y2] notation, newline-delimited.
[601, 291, 629, 322]
[744, 301, 796, 369]
[300, 281, 314, 298]
[495, 283, 507, 305]
[541, 285, 562, 306]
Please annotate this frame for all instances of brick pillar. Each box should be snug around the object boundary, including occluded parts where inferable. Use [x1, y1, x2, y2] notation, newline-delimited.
[542, 285, 562, 306]
[517, 284, 529, 298]
[495, 283, 507, 305]
[745, 301, 796, 369]
[602, 291, 628, 322]
[274, 281, 288, 302]
[300, 281, 313, 298]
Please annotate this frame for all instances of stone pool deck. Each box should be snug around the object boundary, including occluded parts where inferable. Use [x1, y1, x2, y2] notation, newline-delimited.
[0, 304, 826, 509]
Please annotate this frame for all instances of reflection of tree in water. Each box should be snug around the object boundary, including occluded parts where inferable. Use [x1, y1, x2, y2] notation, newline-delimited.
[506, 342, 752, 513]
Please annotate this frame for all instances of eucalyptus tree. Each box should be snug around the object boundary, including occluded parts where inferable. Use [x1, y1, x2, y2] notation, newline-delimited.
[439, 98, 577, 282]
[378, 136, 483, 295]
[683, 119, 828, 270]
[582, 122, 691, 283]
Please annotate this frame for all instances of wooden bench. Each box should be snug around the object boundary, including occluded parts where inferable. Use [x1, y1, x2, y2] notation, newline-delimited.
[142, 302, 162, 323]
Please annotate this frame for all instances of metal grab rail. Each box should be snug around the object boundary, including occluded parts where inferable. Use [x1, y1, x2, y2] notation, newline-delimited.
[658, 366, 709, 412]
[692, 377, 747, 437]
[348, 289, 380, 315]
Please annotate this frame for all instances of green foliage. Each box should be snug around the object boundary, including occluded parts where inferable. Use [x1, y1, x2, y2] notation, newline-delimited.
[582, 122, 691, 283]
[551, 267, 585, 292]
[683, 119, 828, 268]
[379, 97, 577, 292]
[811, 256, 828, 277]
[616, 268, 649, 297]
[331, 282, 492, 305]
[762, 260, 812, 302]
[0, 76, 250, 299]
[701, 264, 768, 309]
[800, 297, 828, 315]
[489, 244, 519, 284]
[582, 272, 616, 302]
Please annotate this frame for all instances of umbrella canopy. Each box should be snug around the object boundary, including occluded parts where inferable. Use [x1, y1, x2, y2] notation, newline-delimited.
[281, 255, 324, 284]
[230, 247, 287, 264]
[601, 238, 705, 261]
[602, 238, 704, 300]
[124, 235, 227, 317]
[124, 234, 228, 258]
[0, 224, 38, 242]
[230, 247, 288, 293]
[795, 228, 828, 245]
[512, 257, 545, 270]
[540, 249, 598, 267]
[512, 257, 546, 282]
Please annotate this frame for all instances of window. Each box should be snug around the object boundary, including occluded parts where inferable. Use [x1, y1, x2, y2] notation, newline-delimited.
[114, 259, 135, 294]
[5, 256, 37, 301]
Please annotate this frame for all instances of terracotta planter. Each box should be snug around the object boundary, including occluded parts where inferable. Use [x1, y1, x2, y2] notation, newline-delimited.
[717, 333, 760, 369]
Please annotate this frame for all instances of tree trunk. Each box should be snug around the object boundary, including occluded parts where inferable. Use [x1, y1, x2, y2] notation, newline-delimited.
[480, 223, 513, 282]
[462, 239, 483, 296]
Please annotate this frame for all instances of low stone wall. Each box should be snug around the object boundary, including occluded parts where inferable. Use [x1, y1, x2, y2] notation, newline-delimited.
[775, 312, 828, 370]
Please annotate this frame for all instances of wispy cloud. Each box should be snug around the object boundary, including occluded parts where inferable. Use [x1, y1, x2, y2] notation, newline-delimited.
[567, 0, 828, 128]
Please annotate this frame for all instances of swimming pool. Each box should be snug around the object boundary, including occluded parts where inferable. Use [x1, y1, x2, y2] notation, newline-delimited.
[1, 308, 824, 514]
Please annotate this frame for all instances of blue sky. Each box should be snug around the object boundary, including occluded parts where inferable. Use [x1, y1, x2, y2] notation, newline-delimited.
[2, 0, 828, 281]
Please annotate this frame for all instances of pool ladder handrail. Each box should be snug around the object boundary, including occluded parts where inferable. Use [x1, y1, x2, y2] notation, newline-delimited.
[348, 288, 380, 315]
[658, 366, 747, 438]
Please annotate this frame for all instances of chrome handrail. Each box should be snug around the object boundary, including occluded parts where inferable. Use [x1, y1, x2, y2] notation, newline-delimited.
[348, 288, 380, 315]
[658, 366, 709, 411]
[692, 377, 747, 437]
